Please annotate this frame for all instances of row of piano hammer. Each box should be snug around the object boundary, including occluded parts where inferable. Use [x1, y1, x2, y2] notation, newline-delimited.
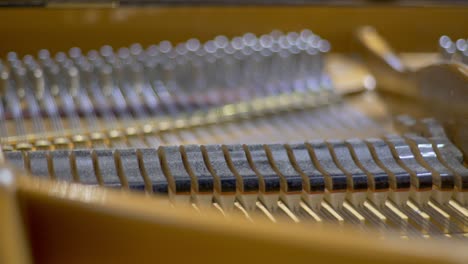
[3, 118, 467, 213]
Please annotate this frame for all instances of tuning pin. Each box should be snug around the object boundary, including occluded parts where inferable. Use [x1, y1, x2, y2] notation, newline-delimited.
[129, 43, 143, 57]
[0, 61, 8, 95]
[117, 47, 131, 64]
[69, 47, 82, 62]
[269, 29, 283, 43]
[11, 65, 27, 98]
[6, 51, 19, 65]
[455, 38, 467, 64]
[31, 66, 46, 99]
[54, 51, 68, 66]
[100, 64, 114, 97]
[159, 40, 172, 54]
[38, 49, 51, 61]
[67, 66, 80, 97]
[439, 35, 456, 61]
[286, 31, 300, 45]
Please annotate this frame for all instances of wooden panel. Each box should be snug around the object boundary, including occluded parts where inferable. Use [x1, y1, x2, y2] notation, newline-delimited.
[0, 6, 466, 55]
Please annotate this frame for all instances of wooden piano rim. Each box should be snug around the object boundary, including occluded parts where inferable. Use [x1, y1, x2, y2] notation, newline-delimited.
[1, 165, 467, 264]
